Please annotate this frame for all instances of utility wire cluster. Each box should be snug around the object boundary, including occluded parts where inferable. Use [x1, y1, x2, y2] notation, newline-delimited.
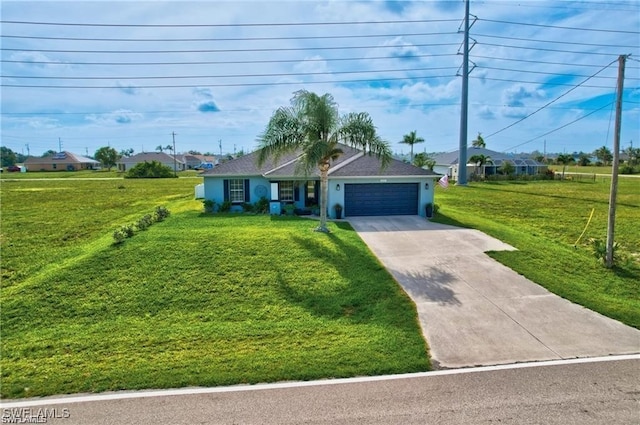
[1, 7, 639, 148]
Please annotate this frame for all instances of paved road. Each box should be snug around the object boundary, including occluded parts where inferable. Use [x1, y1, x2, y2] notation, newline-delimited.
[348, 216, 640, 369]
[2, 357, 638, 424]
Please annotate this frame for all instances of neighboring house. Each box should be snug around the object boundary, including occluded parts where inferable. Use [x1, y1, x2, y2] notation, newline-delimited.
[117, 152, 185, 172]
[178, 154, 202, 170]
[193, 154, 217, 169]
[23, 151, 99, 171]
[433, 147, 547, 179]
[202, 143, 440, 218]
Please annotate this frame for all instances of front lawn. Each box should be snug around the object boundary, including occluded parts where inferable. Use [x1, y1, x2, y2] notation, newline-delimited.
[1, 180, 429, 399]
[432, 179, 640, 328]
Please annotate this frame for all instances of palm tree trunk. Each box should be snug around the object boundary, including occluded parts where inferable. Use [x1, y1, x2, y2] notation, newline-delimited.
[316, 164, 330, 232]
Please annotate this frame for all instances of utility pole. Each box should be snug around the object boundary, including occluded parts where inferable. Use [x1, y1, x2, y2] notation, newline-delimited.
[219, 139, 222, 156]
[172, 132, 177, 176]
[25, 144, 30, 156]
[58, 137, 63, 153]
[606, 54, 626, 268]
[457, 0, 470, 185]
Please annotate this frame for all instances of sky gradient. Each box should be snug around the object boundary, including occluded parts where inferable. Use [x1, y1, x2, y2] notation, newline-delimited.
[1, 0, 639, 158]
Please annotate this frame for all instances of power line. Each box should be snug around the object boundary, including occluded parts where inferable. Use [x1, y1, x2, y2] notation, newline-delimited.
[502, 102, 615, 151]
[1, 42, 460, 54]
[477, 18, 640, 34]
[470, 76, 616, 89]
[471, 33, 638, 49]
[0, 18, 460, 28]
[470, 54, 638, 69]
[0, 73, 458, 89]
[484, 58, 618, 139]
[477, 65, 639, 81]
[0, 53, 457, 67]
[477, 42, 637, 56]
[0, 31, 460, 42]
[1, 66, 458, 81]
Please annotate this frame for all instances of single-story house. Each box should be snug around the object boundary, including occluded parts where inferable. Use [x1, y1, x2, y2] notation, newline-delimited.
[433, 147, 547, 179]
[23, 151, 99, 171]
[202, 143, 440, 218]
[117, 152, 185, 172]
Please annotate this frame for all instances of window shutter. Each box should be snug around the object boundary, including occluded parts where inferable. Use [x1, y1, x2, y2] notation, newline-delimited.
[294, 184, 300, 202]
[223, 179, 230, 201]
[244, 179, 250, 202]
[314, 181, 320, 201]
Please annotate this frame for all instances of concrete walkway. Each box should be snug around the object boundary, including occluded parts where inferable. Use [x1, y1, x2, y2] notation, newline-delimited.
[348, 216, 640, 369]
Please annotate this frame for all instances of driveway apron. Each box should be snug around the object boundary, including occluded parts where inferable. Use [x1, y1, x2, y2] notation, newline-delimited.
[348, 216, 640, 369]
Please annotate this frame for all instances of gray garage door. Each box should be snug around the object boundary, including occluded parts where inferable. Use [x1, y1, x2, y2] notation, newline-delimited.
[344, 183, 419, 216]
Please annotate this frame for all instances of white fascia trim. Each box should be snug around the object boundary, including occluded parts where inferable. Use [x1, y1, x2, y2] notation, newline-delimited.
[328, 175, 439, 180]
[263, 156, 303, 176]
[327, 152, 364, 175]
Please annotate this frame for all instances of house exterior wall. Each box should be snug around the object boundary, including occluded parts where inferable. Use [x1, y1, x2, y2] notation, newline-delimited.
[24, 161, 96, 171]
[203, 176, 271, 211]
[326, 177, 436, 218]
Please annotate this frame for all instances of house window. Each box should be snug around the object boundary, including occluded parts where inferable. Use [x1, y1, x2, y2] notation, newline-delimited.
[306, 181, 316, 203]
[52, 164, 57, 170]
[279, 181, 294, 202]
[229, 179, 245, 203]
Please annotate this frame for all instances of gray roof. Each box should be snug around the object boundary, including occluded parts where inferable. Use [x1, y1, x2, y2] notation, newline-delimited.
[330, 153, 439, 177]
[118, 152, 185, 164]
[24, 151, 99, 164]
[433, 147, 545, 166]
[202, 143, 437, 178]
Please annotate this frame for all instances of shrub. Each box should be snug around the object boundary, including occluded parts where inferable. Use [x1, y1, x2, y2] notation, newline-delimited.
[112, 229, 126, 245]
[154, 206, 170, 222]
[241, 202, 254, 213]
[203, 199, 216, 213]
[254, 197, 269, 214]
[136, 214, 153, 231]
[218, 200, 232, 213]
[590, 238, 620, 266]
[619, 165, 638, 175]
[121, 224, 135, 238]
[125, 161, 175, 178]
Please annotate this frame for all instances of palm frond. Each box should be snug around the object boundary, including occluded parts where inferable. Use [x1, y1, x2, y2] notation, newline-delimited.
[256, 106, 304, 166]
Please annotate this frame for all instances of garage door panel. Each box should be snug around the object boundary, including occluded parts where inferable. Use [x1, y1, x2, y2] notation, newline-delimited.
[344, 183, 418, 216]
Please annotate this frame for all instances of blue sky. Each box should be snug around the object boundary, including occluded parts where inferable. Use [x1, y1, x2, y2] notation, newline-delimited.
[1, 0, 639, 158]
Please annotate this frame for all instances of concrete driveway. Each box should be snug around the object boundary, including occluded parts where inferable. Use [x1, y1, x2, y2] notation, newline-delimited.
[348, 216, 640, 369]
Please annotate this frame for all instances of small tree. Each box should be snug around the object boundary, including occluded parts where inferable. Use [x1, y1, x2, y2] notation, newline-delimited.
[0, 146, 17, 167]
[593, 146, 613, 166]
[577, 153, 591, 166]
[94, 146, 120, 171]
[556, 153, 574, 179]
[119, 148, 134, 157]
[125, 160, 175, 178]
[471, 133, 486, 148]
[499, 161, 515, 176]
[469, 154, 493, 176]
[400, 130, 425, 162]
[412, 152, 435, 170]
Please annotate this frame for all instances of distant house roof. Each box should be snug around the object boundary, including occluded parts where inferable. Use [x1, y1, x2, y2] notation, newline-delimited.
[433, 147, 544, 166]
[118, 152, 185, 164]
[24, 151, 99, 164]
[202, 143, 439, 179]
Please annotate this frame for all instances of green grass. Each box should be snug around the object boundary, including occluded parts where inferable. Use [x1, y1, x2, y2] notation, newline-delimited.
[0, 179, 429, 399]
[432, 179, 640, 328]
[548, 165, 613, 174]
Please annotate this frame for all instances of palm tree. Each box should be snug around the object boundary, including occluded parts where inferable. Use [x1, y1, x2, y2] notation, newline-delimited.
[468, 154, 493, 176]
[400, 130, 425, 161]
[471, 132, 486, 148]
[412, 152, 435, 170]
[258, 90, 391, 232]
[556, 153, 574, 179]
